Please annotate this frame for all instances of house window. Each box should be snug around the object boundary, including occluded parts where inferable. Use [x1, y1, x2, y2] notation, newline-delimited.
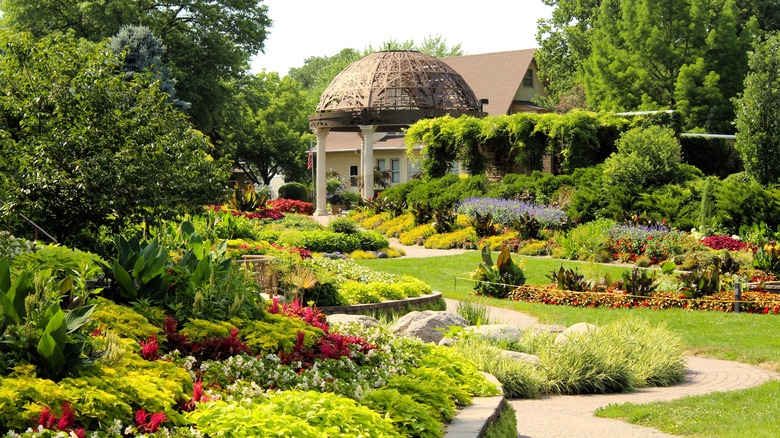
[391, 159, 400, 184]
[407, 160, 421, 180]
[349, 165, 359, 187]
[376, 159, 386, 171]
[523, 69, 533, 87]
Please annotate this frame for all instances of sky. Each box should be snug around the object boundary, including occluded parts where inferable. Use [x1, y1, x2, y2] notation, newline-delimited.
[250, 0, 554, 75]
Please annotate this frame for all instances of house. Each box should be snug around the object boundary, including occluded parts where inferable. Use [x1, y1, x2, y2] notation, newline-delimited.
[318, 49, 548, 194]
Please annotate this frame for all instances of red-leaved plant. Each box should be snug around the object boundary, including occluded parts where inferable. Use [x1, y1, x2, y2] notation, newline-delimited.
[135, 409, 166, 433]
[139, 334, 160, 361]
[39, 402, 85, 438]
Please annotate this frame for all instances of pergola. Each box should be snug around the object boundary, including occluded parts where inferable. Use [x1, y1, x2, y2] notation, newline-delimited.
[308, 50, 485, 215]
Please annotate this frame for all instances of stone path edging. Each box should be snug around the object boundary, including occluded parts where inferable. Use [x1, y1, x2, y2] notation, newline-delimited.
[319, 291, 443, 315]
[445, 372, 506, 438]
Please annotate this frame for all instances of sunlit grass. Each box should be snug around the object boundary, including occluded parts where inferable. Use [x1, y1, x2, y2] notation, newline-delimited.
[595, 381, 780, 438]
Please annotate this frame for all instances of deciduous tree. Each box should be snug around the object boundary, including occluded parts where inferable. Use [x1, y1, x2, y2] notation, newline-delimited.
[0, 32, 231, 249]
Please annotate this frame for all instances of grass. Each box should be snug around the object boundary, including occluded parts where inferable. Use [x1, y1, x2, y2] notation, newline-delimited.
[594, 380, 780, 438]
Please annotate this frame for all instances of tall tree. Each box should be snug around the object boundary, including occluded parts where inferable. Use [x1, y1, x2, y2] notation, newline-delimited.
[734, 32, 780, 185]
[0, 0, 271, 136]
[581, 0, 757, 132]
[535, 0, 602, 110]
[216, 72, 313, 186]
[0, 32, 231, 248]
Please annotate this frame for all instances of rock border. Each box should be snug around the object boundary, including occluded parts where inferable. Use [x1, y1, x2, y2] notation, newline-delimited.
[445, 372, 506, 437]
[319, 292, 444, 315]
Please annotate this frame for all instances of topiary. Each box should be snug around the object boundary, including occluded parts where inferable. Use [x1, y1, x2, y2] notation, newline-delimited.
[277, 182, 309, 201]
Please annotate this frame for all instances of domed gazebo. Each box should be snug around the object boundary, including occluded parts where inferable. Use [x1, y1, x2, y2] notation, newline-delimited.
[309, 50, 485, 215]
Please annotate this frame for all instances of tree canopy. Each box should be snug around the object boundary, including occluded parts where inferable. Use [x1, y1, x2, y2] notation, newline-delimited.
[0, 32, 231, 249]
[215, 72, 313, 186]
[0, 0, 272, 136]
[537, 0, 761, 133]
[734, 32, 780, 185]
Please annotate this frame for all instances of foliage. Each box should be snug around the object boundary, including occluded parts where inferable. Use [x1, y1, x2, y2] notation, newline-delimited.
[581, 0, 756, 132]
[277, 182, 310, 202]
[456, 299, 493, 326]
[0, 232, 39, 262]
[752, 242, 780, 274]
[267, 199, 315, 215]
[457, 197, 568, 230]
[227, 184, 264, 212]
[217, 73, 313, 185]
[0, 32, 231, 251]
[360, 388, 443, 438]
[278, 230, 388, 253]
[483, 403, 518, 438]
[423, 227, 477, 250]
[715, 176, 780, 233]
[602, 126, 685, 187]
[554, 219, 613, 262]
[734, 32, 780, 185]
[450, 336, 547, 399]
[89, 298, 161, 341]
[473, 246, 527, 298]
[188, 391, 400, 438]
[1, 0, 272, 136]
[622, 268, 657, 297]
[548, 266, 592, 292]
[384, 367, 467, 422]
[701, 235, 749, 252]
[328, 217, 359, 235]
[398, 224, 437, 246]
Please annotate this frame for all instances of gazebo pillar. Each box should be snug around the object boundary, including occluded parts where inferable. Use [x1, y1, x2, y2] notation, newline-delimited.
[314, 127, 330, 216]
[359, 125, 377, 199]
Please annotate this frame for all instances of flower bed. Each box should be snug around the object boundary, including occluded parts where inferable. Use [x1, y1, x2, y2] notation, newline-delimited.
[508, 284, 780, 314]
[455, 197, 568, 229]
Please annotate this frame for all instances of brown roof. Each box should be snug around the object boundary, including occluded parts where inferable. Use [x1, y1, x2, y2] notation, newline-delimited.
[443, 49, 536, 116]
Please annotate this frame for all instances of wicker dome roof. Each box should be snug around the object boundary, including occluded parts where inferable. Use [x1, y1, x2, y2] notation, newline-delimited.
[310, 50, 484, 131]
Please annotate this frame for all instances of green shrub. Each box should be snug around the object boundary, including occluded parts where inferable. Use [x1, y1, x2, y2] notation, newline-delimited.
[339, 280, 383, 304]
[277, 182, 309, 201]
[89, 298, 161, 341]
[423, 227, 477, 249]
[398, 224, 436, 246]
[329, 217, 359, 234]
[715, 177, 780, 233]
[538, 330, 636, 395]
[602, 126, 684, 187]
[415, 344, 500, 398]
[451, 336, 547, 399]
[189, 390, 400, 438]
[361, 388, 444, 438]
[302, 281, 346, 307]
[483, 402, 518, 438]
[635, 255, 652, 267]
[279, 230, 388, 253]
[517, 241, 549, 256]
[385, 367, 468, 422]
[473, 245, 526, 298]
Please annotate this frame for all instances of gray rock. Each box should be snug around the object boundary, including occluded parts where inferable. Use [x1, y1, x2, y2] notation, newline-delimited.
[534, 324, 567, 335]
[554, 322, 599, 344]
[327, 314, 380, 328]
[501, 350, 542, 366]
[465, 324, 525, 342]
[390, 310, 469, 343]
[438, 337, 457, 347]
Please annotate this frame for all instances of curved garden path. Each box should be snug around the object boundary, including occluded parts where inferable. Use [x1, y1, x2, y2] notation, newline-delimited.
[444, 298, 780, 437]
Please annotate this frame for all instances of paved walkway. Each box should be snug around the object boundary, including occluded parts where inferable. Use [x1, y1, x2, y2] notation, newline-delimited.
[445, 298, 780, 438]
[314, 214, 780, 436]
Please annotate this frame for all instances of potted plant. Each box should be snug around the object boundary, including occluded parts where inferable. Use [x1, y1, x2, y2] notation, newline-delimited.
[326, 176, 350, 214]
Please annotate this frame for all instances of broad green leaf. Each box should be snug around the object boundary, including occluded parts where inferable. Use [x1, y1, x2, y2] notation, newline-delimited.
[64, 304, 95, 333]
[111, 260, 137, 299]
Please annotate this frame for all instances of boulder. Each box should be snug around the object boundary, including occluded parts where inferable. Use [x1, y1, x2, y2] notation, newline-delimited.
[438, 337, 457, 347]
[327, 314, 380, 329]
[554, 322, 598, 344]
[501, 350, 542, 366]
[390, 310, 469, 343]
[465, 324, 525, 342]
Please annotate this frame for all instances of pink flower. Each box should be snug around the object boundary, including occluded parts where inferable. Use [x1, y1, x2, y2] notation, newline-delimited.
[140, 334, 160, 361]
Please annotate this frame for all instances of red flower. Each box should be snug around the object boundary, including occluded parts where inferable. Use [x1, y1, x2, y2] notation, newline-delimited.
[140, 334, 160, 361]
[135, 409, 167, 433]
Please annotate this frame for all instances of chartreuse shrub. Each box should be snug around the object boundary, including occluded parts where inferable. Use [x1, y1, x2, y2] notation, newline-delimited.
[339, 281, 383, 304]
[415, 344, 500, 397]
[384, 367, 470, 422]
[189, 390, 400, 438]
[236, 313, 323, 354]
[278, 230, 388, 253]
[361, 388, 444, 438]
[374, 213, 415, 237]
[423, 227, 477, 249]
[89, 297, 161, 341]
[0, 345, 192, 431]
[399, 223, 436, 245]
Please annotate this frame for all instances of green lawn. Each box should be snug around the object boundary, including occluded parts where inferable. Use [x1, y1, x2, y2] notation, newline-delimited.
[594, 380, 780, 438]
